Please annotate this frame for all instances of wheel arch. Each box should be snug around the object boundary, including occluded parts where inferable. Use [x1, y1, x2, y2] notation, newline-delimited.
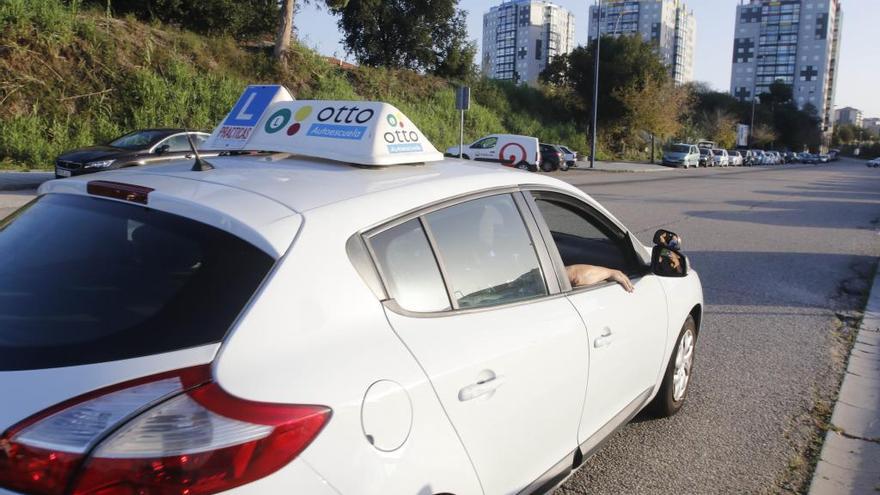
[689, 303, 703, 336]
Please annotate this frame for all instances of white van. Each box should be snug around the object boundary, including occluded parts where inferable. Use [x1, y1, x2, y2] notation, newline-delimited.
[446, 134, 540, 171]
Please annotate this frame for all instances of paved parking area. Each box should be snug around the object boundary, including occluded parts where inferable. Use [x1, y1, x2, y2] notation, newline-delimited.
[0, 171, 53, 191]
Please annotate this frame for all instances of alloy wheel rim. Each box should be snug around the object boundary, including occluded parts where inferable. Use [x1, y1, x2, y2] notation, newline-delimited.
[672, 329, 695, 402]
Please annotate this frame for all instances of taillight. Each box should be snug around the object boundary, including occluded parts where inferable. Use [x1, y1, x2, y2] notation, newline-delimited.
[87, 181, 153, 205]
[0, 367, 331, 495]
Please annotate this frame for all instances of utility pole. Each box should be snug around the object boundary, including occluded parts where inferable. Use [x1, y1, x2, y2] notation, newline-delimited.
[590, 0, 602, 169]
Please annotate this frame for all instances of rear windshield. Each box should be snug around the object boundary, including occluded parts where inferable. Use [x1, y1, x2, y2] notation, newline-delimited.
[668, 145, 690, 153]
[0, 194, 274, 370]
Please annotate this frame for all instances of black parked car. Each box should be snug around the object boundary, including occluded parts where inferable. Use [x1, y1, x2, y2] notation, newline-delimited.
[539, 143, 568, 172]
[54, 129, 213, 178]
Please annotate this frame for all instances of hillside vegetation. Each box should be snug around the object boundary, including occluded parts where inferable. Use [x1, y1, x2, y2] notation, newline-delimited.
[0, 0, 589, 169]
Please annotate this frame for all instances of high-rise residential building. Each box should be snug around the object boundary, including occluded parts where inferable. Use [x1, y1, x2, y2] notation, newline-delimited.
[863, 118, 880, 136]
[730, 0, 843, 139]
[834, 107, 863, 127]
[482, 0, 575, 85]
[587, 0, 697, 85]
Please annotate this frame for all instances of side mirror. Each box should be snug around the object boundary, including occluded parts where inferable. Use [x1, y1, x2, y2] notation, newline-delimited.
[653, 229, 682, 250]
[652, 246, 688, 277]
[154, 144, 170, 155]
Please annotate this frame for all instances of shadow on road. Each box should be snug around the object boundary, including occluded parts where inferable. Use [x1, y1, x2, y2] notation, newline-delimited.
[687, 250, 876, 309]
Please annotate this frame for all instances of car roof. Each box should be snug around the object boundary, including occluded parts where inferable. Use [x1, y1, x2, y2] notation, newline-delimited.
[49, 154, 584, 215]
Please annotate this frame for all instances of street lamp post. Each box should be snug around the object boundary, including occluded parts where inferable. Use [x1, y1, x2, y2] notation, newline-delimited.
[590, 0, 602, 169]
[749, 96, 758, 148]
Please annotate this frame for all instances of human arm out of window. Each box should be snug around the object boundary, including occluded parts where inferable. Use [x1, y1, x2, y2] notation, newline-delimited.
[566, 264, 634, 293]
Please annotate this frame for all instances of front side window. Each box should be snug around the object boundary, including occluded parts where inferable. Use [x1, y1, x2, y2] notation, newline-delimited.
[370, 219, 451, 313]
[472, 137, 498, 149]
[424, 194, 546, 309]
[532, 194, 637, 275]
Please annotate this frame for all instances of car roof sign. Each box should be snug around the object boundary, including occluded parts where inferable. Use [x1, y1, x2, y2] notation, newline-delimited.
[205, 86, 443, 166]
[210, 85, 295, 150]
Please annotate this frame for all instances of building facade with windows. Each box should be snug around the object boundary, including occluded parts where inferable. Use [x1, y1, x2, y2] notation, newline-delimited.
[587, 0, 697, 85]
[834, 107, 863, 127]
[482, 0, 576, 85]
[730, 0, 842, 137]
[863, 118, 880, 136]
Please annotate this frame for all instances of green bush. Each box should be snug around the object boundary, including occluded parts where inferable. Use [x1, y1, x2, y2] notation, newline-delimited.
[0, 3, 593, 169]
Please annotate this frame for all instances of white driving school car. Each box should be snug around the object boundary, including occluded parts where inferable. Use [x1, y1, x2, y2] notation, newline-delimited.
[0, 86, 703, 495]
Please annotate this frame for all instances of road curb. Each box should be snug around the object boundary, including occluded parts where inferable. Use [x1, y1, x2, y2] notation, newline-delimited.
[809, 263, 880, 494]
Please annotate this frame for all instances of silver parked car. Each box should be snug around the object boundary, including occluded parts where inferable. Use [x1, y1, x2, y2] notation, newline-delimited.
[663, 143, 700, 168]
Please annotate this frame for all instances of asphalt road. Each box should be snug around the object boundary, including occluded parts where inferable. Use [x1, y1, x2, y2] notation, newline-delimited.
[554, 158, 880, 494]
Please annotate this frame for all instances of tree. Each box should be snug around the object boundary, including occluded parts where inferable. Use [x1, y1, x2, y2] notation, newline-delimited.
[614, 75, 689, 148]
[751, 124, 778, 147]
[89, 0, 279, 39]
[274, 0, 296, 64]
[274, 0, 349, 64]
[330, 0, 476, 79]
[540, 35, 671, 128]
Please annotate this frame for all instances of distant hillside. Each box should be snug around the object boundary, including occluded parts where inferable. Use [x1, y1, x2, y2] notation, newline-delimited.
[0, 1, 589, 169]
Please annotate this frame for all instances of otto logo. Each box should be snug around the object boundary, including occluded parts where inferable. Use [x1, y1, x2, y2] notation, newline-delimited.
[383, 114, 418, 144]
[265, 105, 313, 136]
[316, 106, 375, 124]
[386, 113, 405, 128]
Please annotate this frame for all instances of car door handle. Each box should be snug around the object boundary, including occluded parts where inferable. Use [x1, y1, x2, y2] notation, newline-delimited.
[594, 327, 613, 348]
[458, 375, 505, 401]
[185, 153, 193, 159]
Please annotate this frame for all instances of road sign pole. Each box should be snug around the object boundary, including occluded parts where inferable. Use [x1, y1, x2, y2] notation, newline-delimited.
[455, 86, 470, 159]
[590, 0, 602, 169]
[460, 109, 464, 159]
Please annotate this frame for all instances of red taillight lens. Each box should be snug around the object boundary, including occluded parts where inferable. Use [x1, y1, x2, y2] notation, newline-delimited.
[0, 368, 331, 495]
[72, 383, 331, 495]
[0, 367, 210, 495]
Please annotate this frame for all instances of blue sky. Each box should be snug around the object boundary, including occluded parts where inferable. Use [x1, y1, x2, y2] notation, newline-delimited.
[296, 0, 880, 117]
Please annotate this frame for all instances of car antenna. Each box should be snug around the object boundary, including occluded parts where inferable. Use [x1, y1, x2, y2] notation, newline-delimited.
[182, 124, 214, 171]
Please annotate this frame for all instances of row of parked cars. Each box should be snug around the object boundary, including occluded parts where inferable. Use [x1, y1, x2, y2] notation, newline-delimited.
[662, 141, 836, 168]
[445, 134, 577, 172]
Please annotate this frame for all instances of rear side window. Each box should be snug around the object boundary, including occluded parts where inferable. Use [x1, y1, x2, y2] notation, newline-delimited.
[370, 219, 451, 313]
[0, 194, 274, 371]
[423, 194, 547, 309]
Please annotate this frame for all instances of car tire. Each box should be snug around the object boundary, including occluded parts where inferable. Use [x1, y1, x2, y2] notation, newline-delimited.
[647, 315, 697, 418]
[540, 161, 555, 172]
[516, 161, 529, 171]
[462, 154, 470, 161]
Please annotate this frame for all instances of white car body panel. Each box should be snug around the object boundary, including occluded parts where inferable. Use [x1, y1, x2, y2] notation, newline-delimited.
[385, 297, 589, 495]
[213, 202, 484, 495]
[571, 275, 668, 444]
[4, 151, 704, 495]
[39, 168, 302, 257]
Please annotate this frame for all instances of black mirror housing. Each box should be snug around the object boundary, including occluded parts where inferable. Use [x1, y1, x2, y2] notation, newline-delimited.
[653, 229, 682, 250]
[651, 246, 688, 277]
